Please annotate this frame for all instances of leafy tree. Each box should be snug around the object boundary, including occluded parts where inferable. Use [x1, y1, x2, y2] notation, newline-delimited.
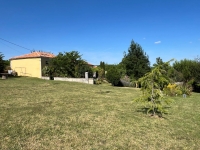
[106, 65, 121, 86]
[50, 51, 83, 77]
[105, 64, 114, 72]
[116, 62, 126, 77]
[121, 40, 150, 80]
[75, 62, 93, 78]
[4, 60, 10, 68]
[173, 59, 200, 83]
[0, 52, 5, 73]
[134, 60, 173, 117]
[194, 56, 200, 82]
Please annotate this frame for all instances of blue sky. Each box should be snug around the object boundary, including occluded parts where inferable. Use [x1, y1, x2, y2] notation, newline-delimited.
[0, 0, 200, 65]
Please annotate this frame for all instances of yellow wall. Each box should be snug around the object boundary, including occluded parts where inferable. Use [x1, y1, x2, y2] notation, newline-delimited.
[11, 58, 42, 78]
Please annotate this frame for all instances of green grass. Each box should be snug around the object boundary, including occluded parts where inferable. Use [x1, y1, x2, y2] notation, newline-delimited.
[0, 77, 200, 149]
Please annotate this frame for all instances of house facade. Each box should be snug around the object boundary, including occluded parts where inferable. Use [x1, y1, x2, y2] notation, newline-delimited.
[10, 51, 55, 78]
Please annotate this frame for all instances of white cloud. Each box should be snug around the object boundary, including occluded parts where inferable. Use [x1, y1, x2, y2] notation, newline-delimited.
[154, 41, 161, 44]
[143, 38, 146, 40]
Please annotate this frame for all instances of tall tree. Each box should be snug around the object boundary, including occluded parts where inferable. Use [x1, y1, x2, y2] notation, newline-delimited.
[99, 61, 105, 78]
[121, 40, 150, 80]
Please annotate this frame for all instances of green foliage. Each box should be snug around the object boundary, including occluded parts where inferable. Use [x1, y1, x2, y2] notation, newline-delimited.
[49, 51, 88, 77]
[173, 59, 200, 92]
[116, 63, 126, 77]
[179, 83, 193, 96]
[163, 83, 182, 96]
[4, 60, 10, 67]
[0, 52, 5, 73]
[153, 57, 177, 82]
[173, 59, 200, 82]
[168, 68, 184, 82]
[100, 61, 105, 71]
[42, 66, 53, 77]
[106, 65, 121, 86]
[94, 78, 102, 84]
[121, 40, 150, 80]
[98, 61, 106, 79]
[134, 60, 173, 117]
[193, 81, 200, 93]
[75, 63, 93, 78]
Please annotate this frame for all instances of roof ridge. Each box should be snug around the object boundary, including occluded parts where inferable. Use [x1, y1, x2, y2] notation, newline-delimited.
[10, 51, 55, 60]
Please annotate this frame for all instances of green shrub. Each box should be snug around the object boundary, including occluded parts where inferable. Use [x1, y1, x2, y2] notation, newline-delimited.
[163, 83, 179, 96]
[179, 83, 193, 96]
[106, 66, 121, 86]
[163, 83, 193, 96]
[94, 79, 102, 85]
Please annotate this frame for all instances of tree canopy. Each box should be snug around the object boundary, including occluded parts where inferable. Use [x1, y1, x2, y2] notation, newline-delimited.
[173, 59, 200, 83]
[106, 65, 121, 86]
[173, 59, 200, 92]
[121, 40, 150, 80]
[48, 51, 92, 78]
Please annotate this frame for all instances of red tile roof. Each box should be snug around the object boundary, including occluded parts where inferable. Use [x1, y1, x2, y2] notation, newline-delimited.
[10, 51, 55, 60]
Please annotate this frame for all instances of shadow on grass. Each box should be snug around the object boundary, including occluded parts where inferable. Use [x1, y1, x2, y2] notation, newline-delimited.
[0, 76, 21, 80]
[136, 107, 171, 118]
[96, 90, 112, 94]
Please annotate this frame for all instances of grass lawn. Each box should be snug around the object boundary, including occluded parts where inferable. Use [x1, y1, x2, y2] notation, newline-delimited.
[0, 77, 200, 149]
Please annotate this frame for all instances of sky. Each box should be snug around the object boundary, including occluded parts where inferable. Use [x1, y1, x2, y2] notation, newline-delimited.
[0, 0, 200, 66]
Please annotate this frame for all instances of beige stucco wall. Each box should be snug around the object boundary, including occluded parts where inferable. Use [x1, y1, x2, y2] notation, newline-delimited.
[11, 58, 42, 78]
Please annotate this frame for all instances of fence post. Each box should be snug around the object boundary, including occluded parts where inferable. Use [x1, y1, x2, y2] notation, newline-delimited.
[85, 72, 88, 84]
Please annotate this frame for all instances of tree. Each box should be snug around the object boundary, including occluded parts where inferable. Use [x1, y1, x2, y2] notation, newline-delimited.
[121, 40, 150, 80]
[134, 60, 173, 117]
[153, 57, 165, 68]
[0, 52, 5, 73]
[100, 61, 105, 71]
[173, 59, 200, 83]
[99, 61, 106, 79]
[75, 62, 93, 78]
[50, 51, 84, 77]
[106, 65, 121, 86]
[4, 60, 10, 68]
[153, 57, 177, 83]
[175, 57, 200, 92]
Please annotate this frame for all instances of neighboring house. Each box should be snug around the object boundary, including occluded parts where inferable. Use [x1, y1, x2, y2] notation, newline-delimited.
[87, 62, 97, 68]
[10, 51, 55, 78]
